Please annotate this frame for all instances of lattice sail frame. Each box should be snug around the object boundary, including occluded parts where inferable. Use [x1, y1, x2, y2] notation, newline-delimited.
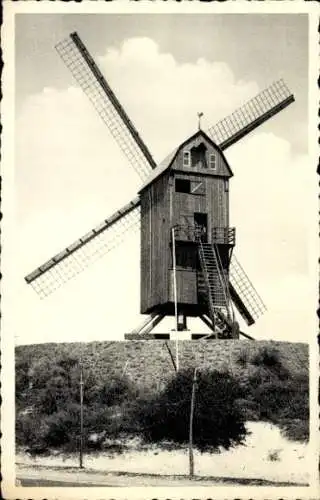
[229, 255, 267, 321]
[28, 204, 140, 298]
[25, 33, 295, 300]
[55, 33, 156, 181]
[208, 79, 294, 150]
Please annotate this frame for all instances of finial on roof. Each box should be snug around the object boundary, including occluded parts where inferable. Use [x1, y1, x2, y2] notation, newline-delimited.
[197, 112, 204, 130]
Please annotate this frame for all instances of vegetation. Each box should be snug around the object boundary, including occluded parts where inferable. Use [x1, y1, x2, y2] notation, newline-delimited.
[236, 346, 309, 441]
[135, 368, 246, 451]
[15, 342, 309, 455]
[16, 352, 137, 453]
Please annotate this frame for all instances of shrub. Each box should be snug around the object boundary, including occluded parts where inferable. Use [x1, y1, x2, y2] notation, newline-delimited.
[16, 353, 139, 453]
[235, 398, 260, 421]
[267, 449, 281, 462]
[252, 374, 308, 424]
[279, 418, 309, 442]
[16, 412, 44, 449]
[43, 406, 80, 447]
[15, 360, 30, 400]
[236, 348, 249, 367]
[97, 375, 136, 407]
[135, 368, 247, 452]
[253, 379, 295, 421]
[251, 346, 282, 368]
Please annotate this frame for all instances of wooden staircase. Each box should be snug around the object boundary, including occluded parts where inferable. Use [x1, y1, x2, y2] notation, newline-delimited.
[198, 241, 235, 338]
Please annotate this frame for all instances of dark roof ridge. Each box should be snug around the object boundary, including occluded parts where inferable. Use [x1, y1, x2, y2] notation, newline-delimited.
[139, 129, 233, 193]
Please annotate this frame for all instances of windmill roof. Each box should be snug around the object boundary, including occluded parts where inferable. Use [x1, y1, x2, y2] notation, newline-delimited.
[138, 130, 232, 193]
[138, 146, 179, 192]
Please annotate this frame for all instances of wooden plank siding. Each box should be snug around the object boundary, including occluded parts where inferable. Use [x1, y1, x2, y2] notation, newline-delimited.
[140, 172, 170, 313]
[172, 135, 232, 178]
[168, 269, 198, 306]
[140, 132, 232, 316]
[171, 174, 229, 238]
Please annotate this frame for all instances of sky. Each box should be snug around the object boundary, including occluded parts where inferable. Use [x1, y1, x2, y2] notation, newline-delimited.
[13, 13, 317, 345]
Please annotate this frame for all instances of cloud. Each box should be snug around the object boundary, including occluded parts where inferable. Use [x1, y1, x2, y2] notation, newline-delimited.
[226, 132, 316, 342]
[15, 37, 314, 345]
[97, 37, 259, 158]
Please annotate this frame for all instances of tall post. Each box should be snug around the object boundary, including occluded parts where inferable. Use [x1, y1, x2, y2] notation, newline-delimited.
[121, 360, 129, 378]
[172, 227, 179, 371]
[189, 367, 198, 477]
[79, 359, 84, 469]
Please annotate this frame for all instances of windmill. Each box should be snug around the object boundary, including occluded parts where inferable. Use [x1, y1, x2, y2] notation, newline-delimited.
[24, 32, 295, 340]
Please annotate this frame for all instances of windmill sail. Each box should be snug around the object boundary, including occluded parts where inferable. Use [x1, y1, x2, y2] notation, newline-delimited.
[229, 254, 266, 325]
[25, 198, 140, 297]
[207, 79, 294, 150]
[55, 32, 156, 181]
[25, 32, 294, 300]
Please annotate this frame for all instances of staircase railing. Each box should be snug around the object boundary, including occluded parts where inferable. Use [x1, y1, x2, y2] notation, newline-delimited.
[197, 240, 217, 326]
[174, 225, 235, 244]
[197, 238, 235, 338]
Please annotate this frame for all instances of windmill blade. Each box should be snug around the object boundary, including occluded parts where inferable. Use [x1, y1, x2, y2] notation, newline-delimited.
[55, 32, 156, 181]
[207, 79, 294, 151]
[229, 254, 266, 326]
[25, 197, 140, 297]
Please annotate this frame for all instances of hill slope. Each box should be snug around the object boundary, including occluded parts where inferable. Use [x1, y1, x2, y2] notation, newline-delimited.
[16, 340, 308, 390]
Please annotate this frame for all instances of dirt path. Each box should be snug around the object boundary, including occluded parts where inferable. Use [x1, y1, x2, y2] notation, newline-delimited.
[16, 465, 307, 487]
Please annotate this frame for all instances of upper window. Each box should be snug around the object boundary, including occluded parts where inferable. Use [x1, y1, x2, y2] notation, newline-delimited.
[183, 150, 191, 168]
[209, 153, 216, 170]
[191, 143, 207, 168]
[224, 180, 229, 192]
[175, 178, 190, 193]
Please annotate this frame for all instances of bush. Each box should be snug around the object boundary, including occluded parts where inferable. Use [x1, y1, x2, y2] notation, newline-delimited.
[97, 375, 136, 407]
[16, 352, 138, 453]
[15, 360, 30, 400]
[253, 380, 294, 421]
[250, 346, 290, 380]
[43, 406, 80, 447]
[251, 374, 308, 424]
[279, 418, 309, 442]
[236, 348, 249, 367]
[135, 368, 247, 452]
[234, 398, 260, 421]
[251, 346, 281, 367]
[267, 449, 281, 462]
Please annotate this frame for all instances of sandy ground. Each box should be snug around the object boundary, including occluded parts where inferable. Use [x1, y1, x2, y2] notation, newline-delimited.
[16, 422, 309, 486]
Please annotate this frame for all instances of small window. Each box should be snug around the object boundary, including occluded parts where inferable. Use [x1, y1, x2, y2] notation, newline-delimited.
[191, 180, 205, 195]
[224, 180, 229, 192]
[209, 153, 216, 170]
[183, 150, 191, 167]
[175, 179, 190, 193]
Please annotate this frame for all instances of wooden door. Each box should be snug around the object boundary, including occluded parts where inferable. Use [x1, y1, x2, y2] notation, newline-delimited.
[194, 212, 208, 242]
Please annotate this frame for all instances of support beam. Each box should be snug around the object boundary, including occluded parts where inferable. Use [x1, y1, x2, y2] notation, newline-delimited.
[199, 314, 216, 333]
[124, 313, 165, 339]
[125, 333, 170, 340]
[239, 330, 255, 340]
[199, 315, 218, 340]
[164, 341, 177, 372]
[141, 313, 165, 335]
[129, 312, 158, 335]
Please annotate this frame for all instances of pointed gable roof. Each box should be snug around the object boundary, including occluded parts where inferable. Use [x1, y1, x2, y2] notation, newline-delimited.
[139, 130, 233, 193]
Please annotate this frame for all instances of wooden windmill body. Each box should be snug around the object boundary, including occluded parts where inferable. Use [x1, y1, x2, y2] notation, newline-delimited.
[139, 131, 234, 335]
[24, 32, 295, 340]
